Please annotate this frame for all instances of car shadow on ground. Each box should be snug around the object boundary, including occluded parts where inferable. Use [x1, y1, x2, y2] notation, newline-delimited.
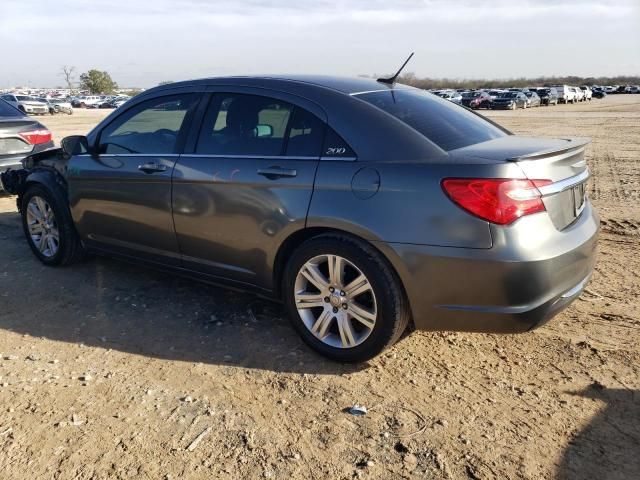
[556, 386, 640, 480]
[0, 209, 380, 375]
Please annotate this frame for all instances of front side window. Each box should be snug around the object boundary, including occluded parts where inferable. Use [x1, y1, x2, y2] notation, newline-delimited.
[358, 89, 505, 151]
[99, 94, 196, 154]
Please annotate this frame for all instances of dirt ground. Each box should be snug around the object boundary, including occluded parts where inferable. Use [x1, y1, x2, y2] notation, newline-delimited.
[0, 97, 638, 480]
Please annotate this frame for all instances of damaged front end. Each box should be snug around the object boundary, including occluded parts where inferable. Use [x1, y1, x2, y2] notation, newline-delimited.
[0, 147, 66, 209]
[0, 168, 29, 195]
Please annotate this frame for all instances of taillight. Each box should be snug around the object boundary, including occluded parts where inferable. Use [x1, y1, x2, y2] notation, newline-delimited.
[19, 129, 52, 145]
[442, 178, 552, 225]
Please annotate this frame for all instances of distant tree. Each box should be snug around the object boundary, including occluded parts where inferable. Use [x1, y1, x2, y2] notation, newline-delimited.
[79, 70, 118, 94]
[60, 65, 76, 91]
[158, 81, 173, 86]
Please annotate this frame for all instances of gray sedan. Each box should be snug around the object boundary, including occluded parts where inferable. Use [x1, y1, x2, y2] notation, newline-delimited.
[0, 76, 598, 362]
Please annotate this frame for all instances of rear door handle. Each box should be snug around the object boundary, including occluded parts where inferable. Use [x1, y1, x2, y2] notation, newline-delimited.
[138, 162, 167, 174]
[257, 166, 297, 179]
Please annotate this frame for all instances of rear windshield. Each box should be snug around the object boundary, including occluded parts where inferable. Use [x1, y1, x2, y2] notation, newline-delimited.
[0, 99, 20, 117]
[358, 90, 506, 151]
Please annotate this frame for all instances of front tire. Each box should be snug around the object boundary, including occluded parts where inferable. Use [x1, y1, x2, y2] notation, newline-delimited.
[21, 185, 85, 266]
[283, 235, 410, 362]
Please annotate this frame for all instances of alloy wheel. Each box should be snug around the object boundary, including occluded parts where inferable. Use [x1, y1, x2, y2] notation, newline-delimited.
[294, 254, 377, 349]
[26, 196, 59, 258]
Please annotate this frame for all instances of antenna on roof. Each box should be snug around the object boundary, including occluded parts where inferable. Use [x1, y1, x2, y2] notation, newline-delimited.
[377, 52, 415, 85]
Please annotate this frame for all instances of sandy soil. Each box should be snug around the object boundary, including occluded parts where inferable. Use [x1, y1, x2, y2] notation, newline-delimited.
[0, 97, 638, 479]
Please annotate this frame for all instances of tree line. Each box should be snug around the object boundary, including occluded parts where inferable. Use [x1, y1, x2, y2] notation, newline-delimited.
[393, 72, 640, 90]
[58, 66, 640, 95]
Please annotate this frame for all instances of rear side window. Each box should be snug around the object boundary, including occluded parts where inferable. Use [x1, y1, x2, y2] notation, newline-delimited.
[99, 94, 196, 154]
[285, 107, 326, 157]
[357, 90, 506, 151]
[197, 93, 328, 159]
[197, 94, 293, 156]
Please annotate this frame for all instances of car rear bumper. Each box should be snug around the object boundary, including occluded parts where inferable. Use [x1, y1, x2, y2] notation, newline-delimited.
[0, 156, 24, 173]
[378, 202, 599, 333]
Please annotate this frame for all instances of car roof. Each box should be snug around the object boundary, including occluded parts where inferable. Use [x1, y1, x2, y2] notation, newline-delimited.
[148, 75, 414, 96]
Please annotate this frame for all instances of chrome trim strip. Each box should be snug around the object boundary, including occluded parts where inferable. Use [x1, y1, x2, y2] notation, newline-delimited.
[77, 153, 356, 162]
[87, 154, 180, 158]
[350, 89, 402, 96]
[537, 168, 590, 196]
[182, 154, 318, 160]
[320, 156, 357, 162]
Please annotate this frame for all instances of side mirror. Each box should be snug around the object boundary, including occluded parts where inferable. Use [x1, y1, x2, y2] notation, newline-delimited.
[60, 135, 89, 159]
[255, 124, 274, 138]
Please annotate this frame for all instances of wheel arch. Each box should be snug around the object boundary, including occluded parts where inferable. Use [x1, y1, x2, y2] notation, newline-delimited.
[18, 170, 68, 212]
[272, 226, 414, 325]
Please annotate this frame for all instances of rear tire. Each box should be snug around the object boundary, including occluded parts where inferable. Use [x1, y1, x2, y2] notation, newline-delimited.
[21, 185, 86, 266]
[283, 235, 410, 362]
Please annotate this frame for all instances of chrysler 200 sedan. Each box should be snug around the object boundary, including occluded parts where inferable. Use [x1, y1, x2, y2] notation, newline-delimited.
[0, 76, 598, 362]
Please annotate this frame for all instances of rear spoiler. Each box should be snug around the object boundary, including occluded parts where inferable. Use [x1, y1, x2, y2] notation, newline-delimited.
[507, 137, 591, 162]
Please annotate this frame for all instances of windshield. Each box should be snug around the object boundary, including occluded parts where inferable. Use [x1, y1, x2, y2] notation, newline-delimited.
[461, 92, 480, 98]
[357, 89, 506, 151]
[501, 92, 518, 98]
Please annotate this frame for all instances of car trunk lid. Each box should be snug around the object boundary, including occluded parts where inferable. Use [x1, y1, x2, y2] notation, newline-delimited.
[450, 135, 591, 230]
[0, 119, 38, 157]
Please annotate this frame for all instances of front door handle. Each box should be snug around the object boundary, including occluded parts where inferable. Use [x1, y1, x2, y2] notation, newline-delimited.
[257, 166, 297, 179]
[138, 162, 167, 174]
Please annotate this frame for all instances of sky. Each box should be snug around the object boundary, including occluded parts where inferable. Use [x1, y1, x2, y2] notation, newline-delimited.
[1, 0, 638, 87]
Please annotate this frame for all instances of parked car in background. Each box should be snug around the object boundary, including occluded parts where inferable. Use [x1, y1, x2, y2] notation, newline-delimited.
[573, 87, 585, 102]
[627, 86, 640, 94]
[491, 91, 528, 109]
[461, 91, 492, 109]
[34, 98, 56, 115]
[580, 86, 593, 101]
[551, 85, 576, 104]
[524, 91, 541, 107]
[48, 98, 73, 114]
[592, 88, 607, 99]
[533, 87, 558, 105]
[0, 99, 54, 177]
[0, 76, 598, 361]
[0, 94, 50, 115]
[72, 96, 103, 108]
[604, 86, 616, 94]
[487, 90, 504, 101]
[435, 91, 462, 104]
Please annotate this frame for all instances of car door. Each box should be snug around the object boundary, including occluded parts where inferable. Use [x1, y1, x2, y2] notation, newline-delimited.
[172, 89, 326, 289]
[67, 92, 201, 265]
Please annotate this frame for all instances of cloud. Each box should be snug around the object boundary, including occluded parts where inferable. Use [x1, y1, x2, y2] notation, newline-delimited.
[0, 0, 637, 86]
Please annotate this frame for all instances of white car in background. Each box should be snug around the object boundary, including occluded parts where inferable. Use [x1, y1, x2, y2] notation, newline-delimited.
[550, 85, 577, 104]
[75, 95, 103, 107]
[0, 94, 49, 115]
[580, 86, 593, 101]
[573, 87, 585, 102]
